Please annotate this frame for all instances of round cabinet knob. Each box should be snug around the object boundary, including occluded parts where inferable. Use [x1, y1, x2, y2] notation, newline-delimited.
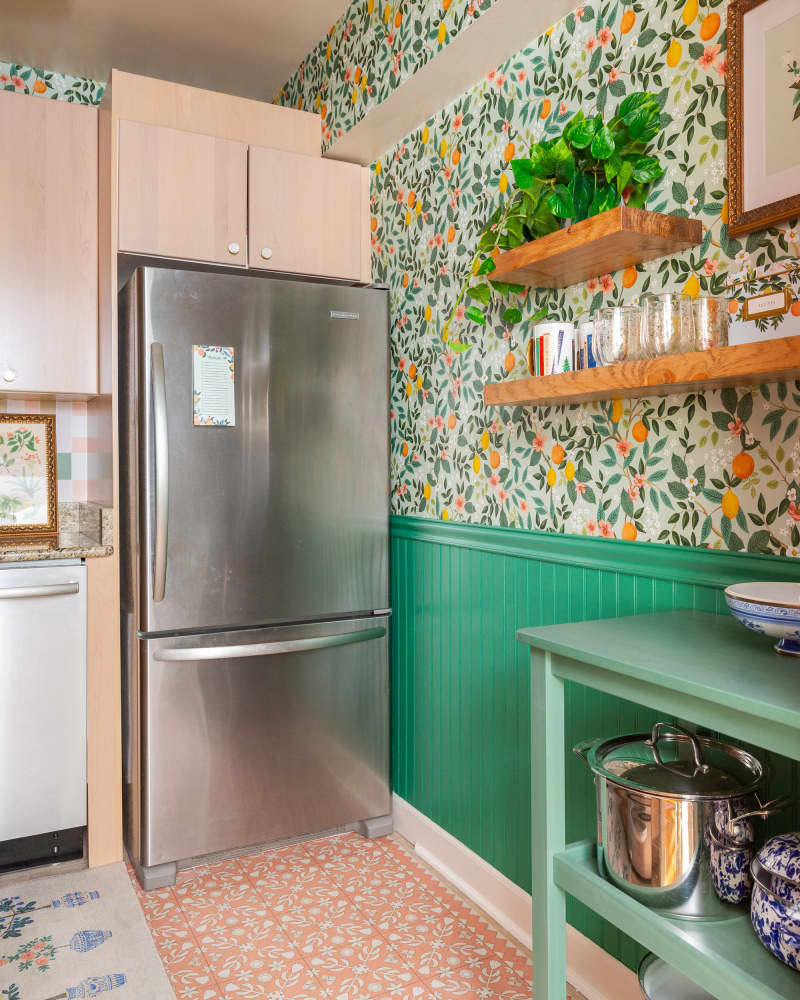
[227, 242, 241, 255]
[261, 247, 273, 261]
[2, 367, 16, 383]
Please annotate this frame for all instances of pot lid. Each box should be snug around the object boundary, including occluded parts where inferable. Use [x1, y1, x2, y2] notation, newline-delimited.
[576, 723, 765, 799]
[756, 833, 800, 887]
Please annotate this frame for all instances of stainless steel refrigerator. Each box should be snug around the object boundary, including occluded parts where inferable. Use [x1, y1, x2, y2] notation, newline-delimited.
[119, 266, 391, 889]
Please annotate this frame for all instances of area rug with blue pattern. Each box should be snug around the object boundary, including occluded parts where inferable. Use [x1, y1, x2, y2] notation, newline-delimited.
[0, 862, 172, 1000]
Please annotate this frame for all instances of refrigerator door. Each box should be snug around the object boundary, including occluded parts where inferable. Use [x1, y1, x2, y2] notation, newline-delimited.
[123, 266, 389, 636]
[134, 616, 390, 867]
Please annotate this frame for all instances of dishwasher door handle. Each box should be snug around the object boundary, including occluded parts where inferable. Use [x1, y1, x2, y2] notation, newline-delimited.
[0, 581, 80, 599]
[153, 626, 387, 662]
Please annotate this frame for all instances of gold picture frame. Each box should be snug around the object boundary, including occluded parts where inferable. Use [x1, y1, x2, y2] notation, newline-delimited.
[0, 413, 58, 545]
[728, 0, 800, 235]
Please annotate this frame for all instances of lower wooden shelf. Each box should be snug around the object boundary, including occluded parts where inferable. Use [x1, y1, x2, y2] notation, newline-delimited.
[485, 335, 800, 407]
[554, 840, 799, 1000]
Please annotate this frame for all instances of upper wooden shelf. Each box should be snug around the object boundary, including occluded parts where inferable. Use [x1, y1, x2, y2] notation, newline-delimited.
[490, 206, 702, 288]
[485, 336, 800, 407]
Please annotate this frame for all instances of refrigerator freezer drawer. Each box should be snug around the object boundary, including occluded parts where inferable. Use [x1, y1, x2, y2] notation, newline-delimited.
[134, 617, 390, 868]
[0, 562, 87, 842]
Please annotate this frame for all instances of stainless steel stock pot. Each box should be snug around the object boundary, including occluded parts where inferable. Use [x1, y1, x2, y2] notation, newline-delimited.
[574, 722, 766, 920]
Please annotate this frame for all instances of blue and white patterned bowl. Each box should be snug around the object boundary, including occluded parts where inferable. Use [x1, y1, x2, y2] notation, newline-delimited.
[750, 834, 800, 971]
[724, 582, 800, 657]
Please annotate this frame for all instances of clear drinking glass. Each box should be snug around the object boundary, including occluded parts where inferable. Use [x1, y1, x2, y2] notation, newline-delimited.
[594, 305, 644, 365]
[640, 293, 695, 358]
[692, 296, 730, 350]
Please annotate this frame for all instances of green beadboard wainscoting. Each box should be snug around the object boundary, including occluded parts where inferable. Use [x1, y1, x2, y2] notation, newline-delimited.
[390, 515, 800, 971]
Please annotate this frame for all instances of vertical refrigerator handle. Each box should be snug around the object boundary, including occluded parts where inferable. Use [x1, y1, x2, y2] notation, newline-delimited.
[151, 341, 169, 603]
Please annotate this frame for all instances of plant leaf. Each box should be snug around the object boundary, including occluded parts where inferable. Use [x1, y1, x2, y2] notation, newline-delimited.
[570, 171, 594, 221]
[464, 305, 486, 325]
[615, 159, 634, 194]
[510, 158, 534, 190]
[618, 91, 654, 122]
[490, 280, 525, 295]
[477, 257, 496, 275]
[550, 137, 576, 182]
[604, 152, 623, 182]
[502, 306, 523, 324]
[467, 283, 491, 305]
[590, 123, 616, 160]
[589, 181, 617, 216]
[632, 155, 663, 183]
[547, 183, 575, 218]
[626, 182, 648, 208]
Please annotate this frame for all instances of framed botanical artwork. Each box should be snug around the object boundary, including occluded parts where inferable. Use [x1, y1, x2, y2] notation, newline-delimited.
[0, 414, 58, 545]
[728, 0, 800, 235]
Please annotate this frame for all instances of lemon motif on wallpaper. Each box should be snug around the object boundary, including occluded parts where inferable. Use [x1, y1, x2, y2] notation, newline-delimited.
[16, 0, 798, 558]
[337, 0, 799, 557]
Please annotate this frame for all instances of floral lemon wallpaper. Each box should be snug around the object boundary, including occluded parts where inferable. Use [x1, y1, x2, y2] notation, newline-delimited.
[0, 60, 103, 103]
[276, 0, 498, 152]
[5, 0, 800, 555]
[347, 0, 800, 556]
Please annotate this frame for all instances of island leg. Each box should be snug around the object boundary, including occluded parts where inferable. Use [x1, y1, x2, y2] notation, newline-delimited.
[531, 649, 566, 1000]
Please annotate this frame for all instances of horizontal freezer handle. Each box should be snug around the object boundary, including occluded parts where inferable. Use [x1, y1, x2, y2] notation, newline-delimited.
[153, 626, 387, 662]
[0, 581, 80, 599]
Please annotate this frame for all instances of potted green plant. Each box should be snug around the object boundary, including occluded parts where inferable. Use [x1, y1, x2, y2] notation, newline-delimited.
[446, 91, 665, 351]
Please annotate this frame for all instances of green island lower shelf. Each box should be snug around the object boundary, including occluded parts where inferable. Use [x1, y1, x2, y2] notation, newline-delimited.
[554, 839, 800, 1000]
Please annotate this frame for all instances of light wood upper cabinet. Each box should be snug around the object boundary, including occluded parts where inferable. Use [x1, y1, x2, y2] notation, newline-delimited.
[0, 91, 98, 396]
[118, 120, 248, 266]
[248, 147, 368, 281]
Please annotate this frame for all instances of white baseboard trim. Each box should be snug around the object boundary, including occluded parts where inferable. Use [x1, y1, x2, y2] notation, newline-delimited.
[392, 793, 641, 1000]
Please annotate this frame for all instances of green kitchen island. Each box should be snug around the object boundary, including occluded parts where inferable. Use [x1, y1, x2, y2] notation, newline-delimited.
[518, 609, 800, 1000]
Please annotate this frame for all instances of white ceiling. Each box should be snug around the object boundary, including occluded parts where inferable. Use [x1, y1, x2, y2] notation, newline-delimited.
[0, 0, 350, 100]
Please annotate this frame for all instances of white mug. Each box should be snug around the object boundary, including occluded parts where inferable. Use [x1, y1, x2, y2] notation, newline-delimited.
[528, 322, 576, 376]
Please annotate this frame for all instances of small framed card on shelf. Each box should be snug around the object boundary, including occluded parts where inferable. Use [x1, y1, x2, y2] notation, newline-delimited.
[0, 414, 58, 546]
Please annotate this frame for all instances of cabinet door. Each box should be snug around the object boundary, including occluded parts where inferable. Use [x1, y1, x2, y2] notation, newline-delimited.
[118, 120, 248, 266]
[248, 146, 366, 281]
[0, 92, 98, 395]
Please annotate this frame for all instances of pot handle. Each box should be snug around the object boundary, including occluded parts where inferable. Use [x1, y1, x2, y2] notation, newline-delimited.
[646, 722, 709, 776]
[726, 795, 793, 835]
[573, 738, 602, 765]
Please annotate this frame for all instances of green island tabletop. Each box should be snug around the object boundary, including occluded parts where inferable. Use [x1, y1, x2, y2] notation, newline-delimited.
[518, 608, 800, 1000]
[518, 609, 800, 759]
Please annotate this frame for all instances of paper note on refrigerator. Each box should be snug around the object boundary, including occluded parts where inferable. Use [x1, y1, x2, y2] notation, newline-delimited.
[192, 345, 236, 426]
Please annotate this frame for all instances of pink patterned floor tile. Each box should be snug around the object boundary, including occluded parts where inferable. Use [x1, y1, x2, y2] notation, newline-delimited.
[307, 933, 421, 999]
[219, 962, 321, 1000]
[276, 892, 373, 948]
[154, 938, 223, 1000]
[239, 844, 321, 884]
[132, 834, 562, 1000]
[382, 914, 493, 980]
[149, 924, 203, 968]
[423, 958, 533, 999]
[176, 858, 245, 887]
[354, 881, 450, 927]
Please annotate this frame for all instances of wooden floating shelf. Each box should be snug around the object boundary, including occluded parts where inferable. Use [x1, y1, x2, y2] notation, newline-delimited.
[485, 336, 800, 407]
[490, 206, 702, 288]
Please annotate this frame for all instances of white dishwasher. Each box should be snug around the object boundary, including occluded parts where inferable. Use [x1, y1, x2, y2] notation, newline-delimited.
[0, 560, 87, 867]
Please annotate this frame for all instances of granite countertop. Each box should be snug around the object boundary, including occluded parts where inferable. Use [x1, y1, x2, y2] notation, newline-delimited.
[0, 502, 113, 562]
